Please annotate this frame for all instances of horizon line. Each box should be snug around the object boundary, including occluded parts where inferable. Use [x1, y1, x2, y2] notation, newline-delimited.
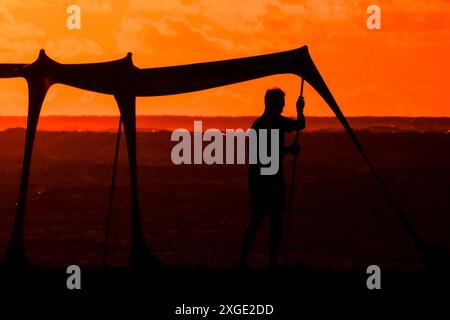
[1, 115, 450, 119]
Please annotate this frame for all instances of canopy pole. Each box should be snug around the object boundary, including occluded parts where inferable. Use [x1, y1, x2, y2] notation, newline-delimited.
[283, 78, 304, 266]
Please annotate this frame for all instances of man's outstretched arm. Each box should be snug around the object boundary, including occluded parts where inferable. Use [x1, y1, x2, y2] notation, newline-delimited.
[295, 96, 306, 130]
[283, 96, 306, 132]
[283, 96, 306, 155]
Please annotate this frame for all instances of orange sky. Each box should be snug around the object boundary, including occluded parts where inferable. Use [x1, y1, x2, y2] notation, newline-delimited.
[0, 0, 449, 117]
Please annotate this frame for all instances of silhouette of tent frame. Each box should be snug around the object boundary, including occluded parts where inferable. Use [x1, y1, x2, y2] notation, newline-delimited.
[0, 46, 426, 268]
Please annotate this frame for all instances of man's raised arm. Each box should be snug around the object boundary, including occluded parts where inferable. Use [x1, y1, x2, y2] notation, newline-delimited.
[283, 96, 306, 132]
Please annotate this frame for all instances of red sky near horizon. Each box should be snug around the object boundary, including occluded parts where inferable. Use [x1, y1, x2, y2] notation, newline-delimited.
[0, 0, 449, 117]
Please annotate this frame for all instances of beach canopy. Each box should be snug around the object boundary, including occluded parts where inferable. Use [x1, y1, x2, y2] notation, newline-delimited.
[0, 46, 428, 266]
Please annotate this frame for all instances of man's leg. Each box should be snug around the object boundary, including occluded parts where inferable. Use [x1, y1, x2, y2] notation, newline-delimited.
[269, 181, 285, 268]
[268, 211, 283, 268]
[239, 211, 264, 268]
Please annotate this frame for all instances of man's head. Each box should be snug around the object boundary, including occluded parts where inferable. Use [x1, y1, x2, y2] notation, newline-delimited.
[264, 88, 285, 116]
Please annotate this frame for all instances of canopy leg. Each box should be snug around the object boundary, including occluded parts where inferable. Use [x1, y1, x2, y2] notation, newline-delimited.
[114, 94, 160, 269]
[3, 79, 47, 268]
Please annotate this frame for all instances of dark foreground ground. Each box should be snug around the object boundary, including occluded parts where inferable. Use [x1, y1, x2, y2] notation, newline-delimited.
[1, 266, 449, 317]
[0, 128, 449, 314]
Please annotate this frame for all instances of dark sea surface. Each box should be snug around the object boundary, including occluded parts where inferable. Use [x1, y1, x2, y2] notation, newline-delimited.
[0, 124, 448, 271]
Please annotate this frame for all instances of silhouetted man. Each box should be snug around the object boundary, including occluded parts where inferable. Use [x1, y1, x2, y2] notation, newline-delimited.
[240, 88, 305, 268]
